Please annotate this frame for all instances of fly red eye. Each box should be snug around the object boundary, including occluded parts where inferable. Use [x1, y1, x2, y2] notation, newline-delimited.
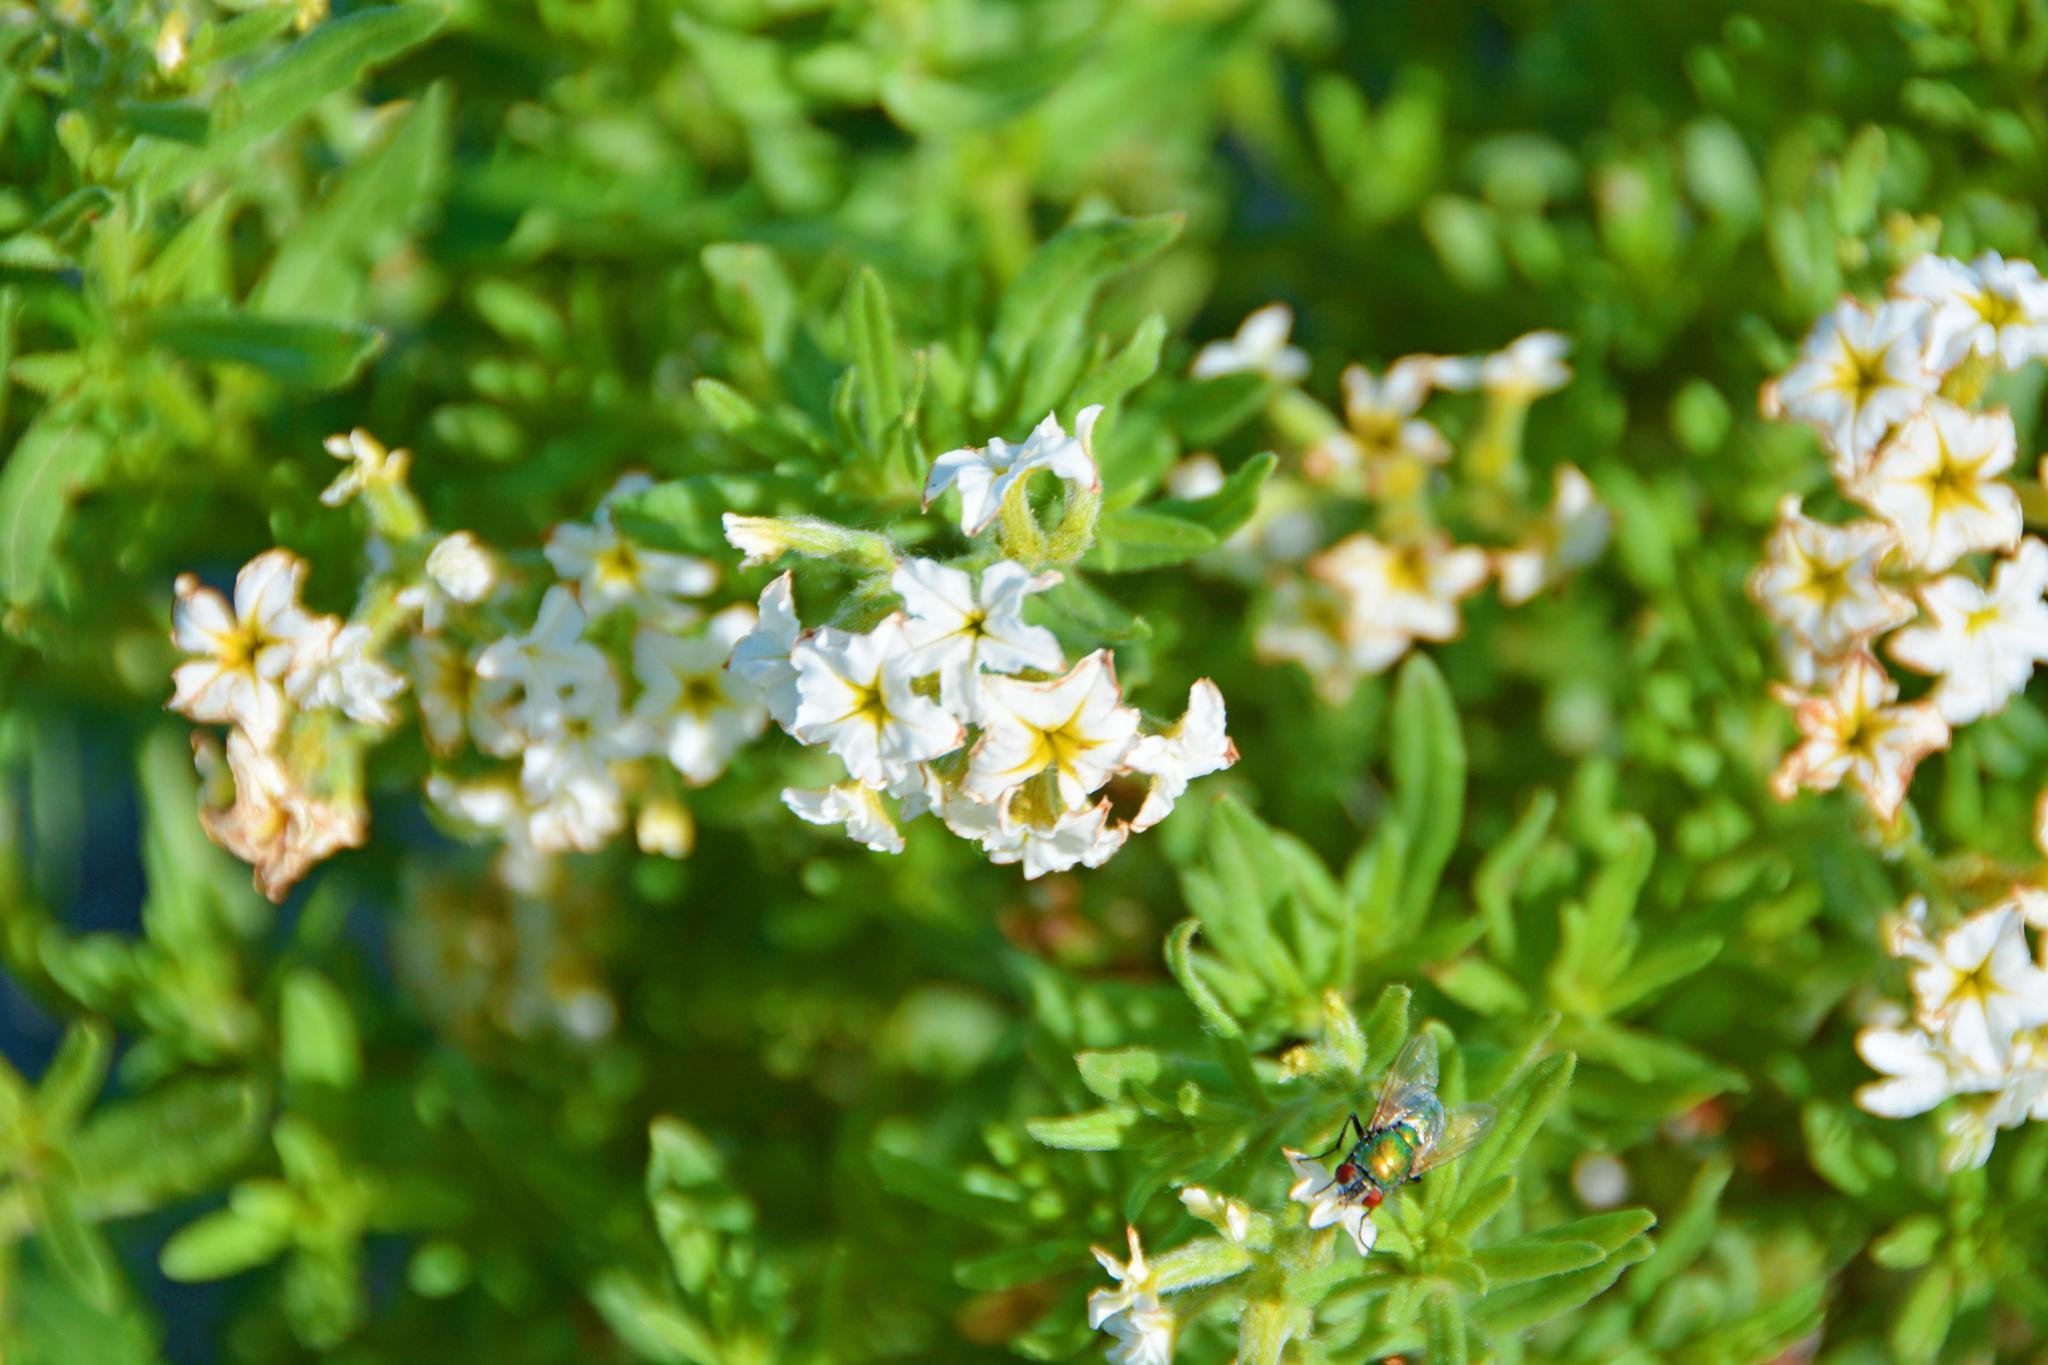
[1335, 1162, 1358, 1185]
[1362, 1186, 1384, 1209]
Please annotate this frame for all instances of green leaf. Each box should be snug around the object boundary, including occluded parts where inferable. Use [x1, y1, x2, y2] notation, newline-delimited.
[1474, 1236, 1604, 1287]
[1628, 1156, 1730, 1301]
[70, 1076, 267, 1218]
[1388, 654, 1466, 923]
[870, 1150, 1022, 1223]
[1472, 788, 1555, 958]
[0, 414, 109, 607]
[27, 1181, 121, 1310]
[1164, 920, 1263, 1102]
[279, 968, 362, 1089]
[160, 1207, 293, 1282]
[955, 1240, 1092, 1292]
[1075, 1048, 1164, 1103]
[609, 474, 808, 554]
[1148, 451, 1277, 541]
[1024, 1106, 1142, 1151]
[1890, 1264, 1956, 1365]
[254, 83, 452, 316]
[1072, 312, 1167, 411]
[1458, 1052, 1573, 1196]
[143, 310, 382, 387]
[588, 1271, 720, 1365]
[34, 1018, 112, 1132]
[703, 243, 797, 363]
[1475, 1232, 1653, 1333]
[1424, 1290, 1469, 1365]
[986, 214, 1182, 415]
[1871, 1213, 1943, 1270]
[1164, 372, 1269, 445]
[1083, 507, 1217, 572]
[125, 6, 447, 200]
[847, 267, 904, 448]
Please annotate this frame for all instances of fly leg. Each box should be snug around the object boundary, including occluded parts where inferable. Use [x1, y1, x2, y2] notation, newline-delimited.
[1310, 1112, 1369, 1161]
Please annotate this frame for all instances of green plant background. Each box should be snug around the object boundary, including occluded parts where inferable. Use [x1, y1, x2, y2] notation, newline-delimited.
[2, 0, 2046, 1361]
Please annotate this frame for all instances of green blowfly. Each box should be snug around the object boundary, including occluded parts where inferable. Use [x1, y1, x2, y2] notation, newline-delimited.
[1283, 1033, 1496, 1254]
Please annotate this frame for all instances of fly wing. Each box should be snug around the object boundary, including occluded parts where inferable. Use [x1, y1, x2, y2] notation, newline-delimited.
[1410, 1103, 1496, 1175]
[1368, 1033, 1439, 1131]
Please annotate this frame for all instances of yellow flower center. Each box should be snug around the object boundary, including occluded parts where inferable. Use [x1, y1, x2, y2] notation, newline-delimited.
[1973, 290, 2022, 329]
[594, 541, 641, 587]
[1919, 448, 1986, 515]
[676, 674, 725, 717]
[1020, 702, 1105, 783]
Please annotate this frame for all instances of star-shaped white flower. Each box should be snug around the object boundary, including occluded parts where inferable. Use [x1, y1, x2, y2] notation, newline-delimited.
[789, 617, 964, 789]
[1849, 400, 2020, 572]
[545, 515, 717, 620]
[1897, 899, 2048, 1074]
[285, 621, 409, 728]
[474, 586, 614, 733]
[1769, 653, 1949, 822]
[1463, 330, 1572, 400]
[1282, 1147, 1377, 1255]
[399, 531, 498, 633]
[632, 608, 769, 785]
[319, 428, 410, 508]
[1746, 498, 1912, 658]
[1856, 1018, 1964, 1119]
[728, 572, 804, 729]
[1496, 464, 1612, 605]
[1124, 680, 1236, 831]
[923, 406, 1103, 535]
[1087, 1226, 1162, 1331]
[1888, 539, 2048, 723]
[1896, 251, 2048, 372]
[1772, 298, 1937, 477]
[1305, 357, 1448, 485]
[781, 782, 904, 854]
[1189, 303, 1309, 383]
[963, 650, 1140, 807]
[170, 550, 327, 749]
[894, 558, 1064, 722]
[1311, 532, 1490, 651]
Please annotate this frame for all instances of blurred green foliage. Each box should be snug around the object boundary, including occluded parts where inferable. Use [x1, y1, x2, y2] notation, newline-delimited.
[4, 0, 2048, 1361]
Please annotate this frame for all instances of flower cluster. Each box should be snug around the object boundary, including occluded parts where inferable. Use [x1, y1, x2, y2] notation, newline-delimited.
[1856, 890, 2048, 1171]
[170, 433, 768, 900]
[1754, 252, 2048, 824]
[1197, 308, 1610, 701]
[727, 409, 1238, 877]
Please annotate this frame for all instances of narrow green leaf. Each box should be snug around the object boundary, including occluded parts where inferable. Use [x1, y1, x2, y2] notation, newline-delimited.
[1083, 507, 1217, 572]
[1890, 1264, 1956, 1365]
[1389, 654, 1466, 924]
[1025, 1107, 1142, 1151]
[0, 414, 109, 606]
[34, 1018, 112, 1132]
[143, 310, 382, 387]
[847, 267, 903, 447]
[702, 242, 796, 362]
[1073, 312, 1167, 410]
[1628, 1156, 1730, 1301]
[1472, 788, 1555, 958]
[588, 1270, 720, 1365]
[28, 1181, 121, 1310]
[159, 1207, 292, 1282]
[1075, 1048, 1163, 1103]
[126, 7, 447, 200]
[870, 1150, 1022, 1222]
[1424, 1290, 1470, 1365]
[1149, 451, 1277, 541]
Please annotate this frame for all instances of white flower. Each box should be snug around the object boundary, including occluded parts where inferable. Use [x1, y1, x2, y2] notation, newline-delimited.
[1856, 1019, 1965, 1119]
[1124, 680, 1236, 831]
[285, 620, 408, 728]
[789, 617, 964, 788]
[999, 798, 1127, 879]
[1888, 539, 2048, 723]
[1850, 400, 2020, 572]
[546, 516, 717, 619]
[1101, 1298, 1174, 1365]
[425, 773, 555, 896]
[1896, 251, 2048, 372]
[1897, 899, 2048, 1074]
[475, 586, 613, 733]
[781, 783, 904, 854]
[1450, 330, 1572, 400]
[1311, 532, 1489, 653]
[728, 572, 804, 728]
[1305, 357, 1447, 485]
[894, 558, 1064, 722]
[1772, 298, 1936, 477]
[1746, 499, 1912, 659]
[1495, 464, 1612, 605]
[196, 729, 365, 903]
[964, 651, 1140, 807]
[1283, 1147, 1376, 1255]
[1087, 1226, 1161, 1331]
[1178, 1186, 1253, 1244]
[923, 406, 1103, 535]
[1253, 578, 1365, 703]
[319, 428, 410, 508]
[632, 608, 768, 785]
[170, 550, 327, 749]
[1189, 302, 1310, 383]
[1769, 652, 1949, 822]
